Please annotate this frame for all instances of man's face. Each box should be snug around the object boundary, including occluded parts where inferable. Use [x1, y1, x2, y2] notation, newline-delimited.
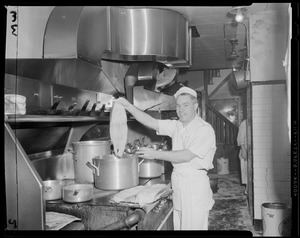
[176, 94, 198, 125]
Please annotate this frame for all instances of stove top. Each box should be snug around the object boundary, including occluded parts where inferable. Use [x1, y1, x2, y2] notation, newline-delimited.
[47, 175, 170, 207]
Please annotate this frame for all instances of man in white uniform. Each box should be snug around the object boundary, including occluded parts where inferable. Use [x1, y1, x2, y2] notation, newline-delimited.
[237, 119, 248, 195]
[115, 86, 216, 230]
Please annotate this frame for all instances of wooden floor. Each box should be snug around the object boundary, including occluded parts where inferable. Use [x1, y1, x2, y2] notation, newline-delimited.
[208, 171, 262, 236]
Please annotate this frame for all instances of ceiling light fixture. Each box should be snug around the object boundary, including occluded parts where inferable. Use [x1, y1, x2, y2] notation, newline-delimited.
[230, 6, 247, 22]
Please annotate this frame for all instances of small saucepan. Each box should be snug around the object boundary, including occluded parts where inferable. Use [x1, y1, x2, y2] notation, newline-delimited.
[62, 184, 93, 203]
[43, 180, 62, 201]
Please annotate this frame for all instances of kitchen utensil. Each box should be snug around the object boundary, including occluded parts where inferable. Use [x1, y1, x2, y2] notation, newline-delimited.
[232, 70, 249, 90]
[110, 102, 128, 157]
[79, 99, 90, 116]
[62, 184, 93, 203]
[68, 140, 111, 184]
[86, 154, 141, 190]
[43, 180, 62, 201]
[143, 101, 166, 112]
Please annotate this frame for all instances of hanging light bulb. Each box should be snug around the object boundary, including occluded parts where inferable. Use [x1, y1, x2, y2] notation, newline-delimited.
[230, 6, 247, 23]
[235, 8, 244, 22]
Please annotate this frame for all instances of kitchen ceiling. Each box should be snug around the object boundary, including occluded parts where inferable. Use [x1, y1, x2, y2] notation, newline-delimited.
[133, 3, 289, 71]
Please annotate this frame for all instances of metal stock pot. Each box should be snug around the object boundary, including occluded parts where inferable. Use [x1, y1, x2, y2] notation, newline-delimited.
[138, 144, 165, 178]
[68, 140, 111, 184]
[43, 180, 62, 200]
[87, 154, 143, 190]
[138, 159, 163, 178]
[62, 184, 93, 203]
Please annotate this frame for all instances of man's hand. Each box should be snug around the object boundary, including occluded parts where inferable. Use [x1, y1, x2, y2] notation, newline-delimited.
[114, 97, 132, 109]
[136, 147, 158, 160]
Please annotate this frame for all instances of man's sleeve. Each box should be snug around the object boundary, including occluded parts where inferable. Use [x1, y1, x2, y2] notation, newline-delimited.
[156, 119, 177, 137]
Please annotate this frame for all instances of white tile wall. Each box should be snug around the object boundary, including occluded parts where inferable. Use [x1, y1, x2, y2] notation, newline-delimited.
[252, 84, 291, 219]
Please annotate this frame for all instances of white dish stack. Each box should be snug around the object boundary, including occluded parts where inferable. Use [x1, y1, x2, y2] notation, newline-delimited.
[5, 94, 26, 115]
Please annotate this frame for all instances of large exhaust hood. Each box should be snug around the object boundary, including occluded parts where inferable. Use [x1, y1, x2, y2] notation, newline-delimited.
[43, 6, 108, 66]
[43, 6, 191, 68]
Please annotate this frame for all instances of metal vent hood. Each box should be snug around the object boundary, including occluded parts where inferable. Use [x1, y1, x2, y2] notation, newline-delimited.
[43, 6, 108, 66]
[43, 6, 191, 68]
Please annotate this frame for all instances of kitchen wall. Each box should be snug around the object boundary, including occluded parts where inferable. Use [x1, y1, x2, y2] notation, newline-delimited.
[249, 9, 291, 219]
[177, 70, 204, 90]
[206, 69, 232, 97]
[252, 84, 290, 219]
[6, 6, 54, 58]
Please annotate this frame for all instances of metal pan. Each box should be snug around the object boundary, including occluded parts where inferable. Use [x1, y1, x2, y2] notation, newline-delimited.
[62, 184, 93, 203]
[43, 180, 62, 201]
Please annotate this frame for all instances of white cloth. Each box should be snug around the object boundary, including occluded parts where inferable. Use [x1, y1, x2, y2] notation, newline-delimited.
[46, 212, 81, 230]
[237, 119, 248, 185]
[111, 184, 170, 207]
[157, 116, 216, 230]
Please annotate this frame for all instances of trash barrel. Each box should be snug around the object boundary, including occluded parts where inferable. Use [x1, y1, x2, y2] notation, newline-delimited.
[261, 203, 292, 236]
[217, 157, 229, 175]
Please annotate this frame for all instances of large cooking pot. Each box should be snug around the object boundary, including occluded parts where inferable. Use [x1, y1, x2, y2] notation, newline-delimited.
[43, 180, 62, 201]
[138, 144, 166, 178]
[139, 159, 163, 178]
[87, 154, 142, 190]
[68, 140, 111, 184]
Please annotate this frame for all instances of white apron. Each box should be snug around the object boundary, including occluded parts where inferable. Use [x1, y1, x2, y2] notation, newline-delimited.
[239, 149, 248, 185]
[171, 167, 215, 230]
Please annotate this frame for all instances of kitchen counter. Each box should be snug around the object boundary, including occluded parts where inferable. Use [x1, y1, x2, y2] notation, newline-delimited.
[46, 171, 173, 230]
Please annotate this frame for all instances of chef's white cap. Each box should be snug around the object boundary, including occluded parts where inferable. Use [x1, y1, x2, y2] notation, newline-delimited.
[174, 86, 197, 99]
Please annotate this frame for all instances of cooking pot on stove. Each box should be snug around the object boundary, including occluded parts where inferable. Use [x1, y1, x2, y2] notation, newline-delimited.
[68, 140, 111, 184]
[86, 154, 143, 190]
[43, 180, 62, 201]
[138, 144, 166, 178]
[139, 158, 163, 178]
[62, 184, 93, 203]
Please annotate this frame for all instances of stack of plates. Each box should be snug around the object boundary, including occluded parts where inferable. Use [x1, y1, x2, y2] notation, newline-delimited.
[5, 94, 26, 115]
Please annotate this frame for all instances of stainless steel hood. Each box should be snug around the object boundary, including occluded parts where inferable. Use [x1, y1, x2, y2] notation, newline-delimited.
[43, 6, 191, 68]
[43, 6, 108, 66]
[102, 7, 191, 68]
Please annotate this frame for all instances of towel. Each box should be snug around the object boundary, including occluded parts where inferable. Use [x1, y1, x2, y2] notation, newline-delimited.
[111, 184, 171, 207]
[46, 212, 81, 230]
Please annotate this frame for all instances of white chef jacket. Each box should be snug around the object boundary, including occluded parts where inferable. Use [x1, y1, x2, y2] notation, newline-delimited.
[157, 115, 216, 230]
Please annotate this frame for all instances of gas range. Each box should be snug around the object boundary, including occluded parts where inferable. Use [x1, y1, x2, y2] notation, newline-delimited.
[47, 174, 170, 207]
[46, 174, 172, 230]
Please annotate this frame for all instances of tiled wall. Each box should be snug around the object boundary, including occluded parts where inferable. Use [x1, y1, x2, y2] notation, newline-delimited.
[252, 83, 291, 219]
